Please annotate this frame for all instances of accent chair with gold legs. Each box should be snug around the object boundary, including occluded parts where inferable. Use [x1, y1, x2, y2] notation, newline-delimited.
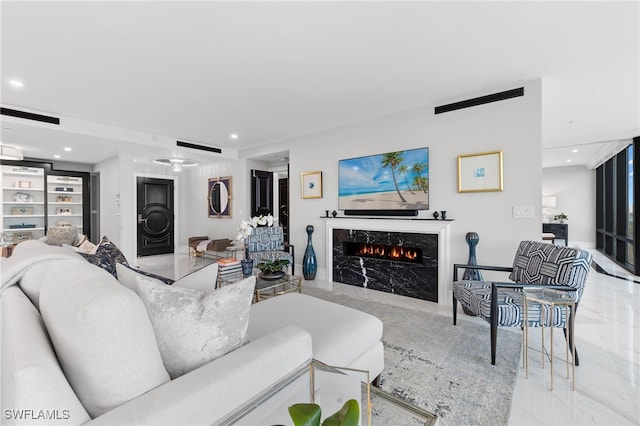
[451, 240, 592, 365]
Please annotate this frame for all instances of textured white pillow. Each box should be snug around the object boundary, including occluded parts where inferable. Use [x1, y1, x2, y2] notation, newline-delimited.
[135, 275, 256, 378]
[172, 262, 219, 291]
[38, 259, 170, 418]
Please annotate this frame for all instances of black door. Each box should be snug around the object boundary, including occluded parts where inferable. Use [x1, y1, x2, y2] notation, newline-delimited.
[251, 169, 273, 216]
[137, 177, 174, 256]
[279, 177, 289, 242]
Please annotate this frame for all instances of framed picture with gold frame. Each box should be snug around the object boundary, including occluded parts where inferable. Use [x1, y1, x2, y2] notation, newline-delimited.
[301, 171, 323, 199]
[457, 150, 504, 193]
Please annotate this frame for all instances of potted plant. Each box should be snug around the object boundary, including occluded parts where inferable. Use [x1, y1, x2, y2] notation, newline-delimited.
[554, 212, 569, 223]
[289, 399, 359, 426]
[256, 259, 290, 280]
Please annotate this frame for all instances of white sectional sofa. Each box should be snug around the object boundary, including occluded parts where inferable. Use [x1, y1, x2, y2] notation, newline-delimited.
[0, 240, 383, 425]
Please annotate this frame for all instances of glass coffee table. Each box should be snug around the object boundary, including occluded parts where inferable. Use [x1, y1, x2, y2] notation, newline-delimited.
[216, 360, 437, 425]
[217, 270, 302, 302]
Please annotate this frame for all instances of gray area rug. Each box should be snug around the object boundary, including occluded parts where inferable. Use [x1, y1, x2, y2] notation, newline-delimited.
[303, 287, 522, 426]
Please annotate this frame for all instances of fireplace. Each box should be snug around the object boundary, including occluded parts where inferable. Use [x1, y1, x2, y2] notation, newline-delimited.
[333, 228, 438, 302]
[324, 218, 453, 305]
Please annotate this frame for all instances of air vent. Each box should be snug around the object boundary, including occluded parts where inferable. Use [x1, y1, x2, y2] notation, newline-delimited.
[434, 87, 524, 114]
[176, 141, 222, 154]
[1, 107, 60, 125]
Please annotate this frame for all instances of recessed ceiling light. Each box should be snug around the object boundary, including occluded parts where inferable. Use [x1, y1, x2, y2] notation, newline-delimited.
[566, 159, 572, 163]
[572, 149, 579, 153]
[64, 147, 72, 152]
[53, 154, 61, 159]
[9, 80, 23, 88]
[230, 133, 239, 140]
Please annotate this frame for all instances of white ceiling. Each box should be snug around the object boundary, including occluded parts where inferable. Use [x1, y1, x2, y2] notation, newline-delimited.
[1, 1, 638, 168]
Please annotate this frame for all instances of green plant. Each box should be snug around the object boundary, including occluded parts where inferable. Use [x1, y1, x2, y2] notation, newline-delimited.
[256, 259, 290, 272]
[289, 399, 359, 426]
[554, 212, 569, 221]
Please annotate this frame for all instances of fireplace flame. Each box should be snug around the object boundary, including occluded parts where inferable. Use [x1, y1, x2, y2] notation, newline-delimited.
[357, 243, 418, 262]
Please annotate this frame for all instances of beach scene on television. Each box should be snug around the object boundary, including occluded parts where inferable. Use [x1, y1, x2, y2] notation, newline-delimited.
[338, 147, 429, 210]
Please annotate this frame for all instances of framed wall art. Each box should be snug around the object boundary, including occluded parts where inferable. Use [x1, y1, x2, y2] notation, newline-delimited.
[457, 150, 504, 193]
[301, 171, 323, 199]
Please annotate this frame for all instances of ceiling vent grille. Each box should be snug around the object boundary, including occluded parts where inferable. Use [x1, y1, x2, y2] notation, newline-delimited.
[434, 87, 524, 114]
[176, 141, 222, 154]
[1, 107, 60, 125]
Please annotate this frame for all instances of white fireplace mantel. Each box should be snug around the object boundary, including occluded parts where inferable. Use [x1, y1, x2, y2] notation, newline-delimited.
[324, 217, 453, 305]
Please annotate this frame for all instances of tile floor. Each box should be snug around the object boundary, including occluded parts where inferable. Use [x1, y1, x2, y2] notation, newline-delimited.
[136, 250, 640, 425]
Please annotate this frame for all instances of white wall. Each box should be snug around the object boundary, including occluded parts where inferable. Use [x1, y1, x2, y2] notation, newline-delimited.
[181, 159, 247, 251]
[245, 80, 543, 279]
[93, 156, 120, 246]
[542, 165, 596, 248]
[109, 80, 543, 281]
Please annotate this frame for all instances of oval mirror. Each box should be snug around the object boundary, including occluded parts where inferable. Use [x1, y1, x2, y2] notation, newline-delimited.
[208, 176, 232, 217]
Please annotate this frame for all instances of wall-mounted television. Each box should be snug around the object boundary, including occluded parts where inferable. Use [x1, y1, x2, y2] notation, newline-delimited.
[338, 147, 429, 212]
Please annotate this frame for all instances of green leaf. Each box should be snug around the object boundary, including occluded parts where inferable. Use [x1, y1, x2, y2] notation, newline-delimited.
[289, 403, 322, 426]
[321, 399, 360, 426]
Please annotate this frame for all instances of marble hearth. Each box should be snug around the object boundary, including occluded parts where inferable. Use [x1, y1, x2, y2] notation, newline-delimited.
[324, 218, 453, 305]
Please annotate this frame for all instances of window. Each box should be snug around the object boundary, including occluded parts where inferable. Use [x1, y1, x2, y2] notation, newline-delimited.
[596, 138, 638, 274]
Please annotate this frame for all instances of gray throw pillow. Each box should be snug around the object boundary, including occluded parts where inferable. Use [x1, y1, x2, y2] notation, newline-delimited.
[44, 227, 78, 246]
[134, 275, 256, 378]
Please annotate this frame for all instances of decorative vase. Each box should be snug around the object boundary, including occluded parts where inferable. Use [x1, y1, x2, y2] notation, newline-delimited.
[462, 232, 482, 281]
[440, 211, 447, 220]
[302, 225, 318, 280]
[258, 270, 285, 281]
[240, 258, 253, 277]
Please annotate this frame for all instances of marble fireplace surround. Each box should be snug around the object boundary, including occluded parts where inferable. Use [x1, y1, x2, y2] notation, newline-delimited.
[324, 217, 453, 305]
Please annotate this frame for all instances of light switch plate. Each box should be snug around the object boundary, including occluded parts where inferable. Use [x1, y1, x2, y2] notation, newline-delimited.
[513, 206, 534, 218]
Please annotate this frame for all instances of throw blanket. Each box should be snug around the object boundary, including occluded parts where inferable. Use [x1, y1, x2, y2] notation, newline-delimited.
[196, 240, 212, 253]
[0, 240, 84, 294]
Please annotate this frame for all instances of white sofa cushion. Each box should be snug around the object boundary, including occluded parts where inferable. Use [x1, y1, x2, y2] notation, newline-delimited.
[248, 293, 384, 377]
[115, 262, 217, 291]
[38, 259, 170, 418]
[89, 326, 313, 426]
[171, 262, 219, 291]
[134, 275, 256, 378]
[1, 286, 91, 425]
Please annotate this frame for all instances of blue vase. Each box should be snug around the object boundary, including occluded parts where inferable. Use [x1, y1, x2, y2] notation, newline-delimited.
[462, 232, 483, 281]
[302, 225, 317, 280]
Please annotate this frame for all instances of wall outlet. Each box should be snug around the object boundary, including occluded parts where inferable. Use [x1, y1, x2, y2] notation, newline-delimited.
[513, 206, 534, 218]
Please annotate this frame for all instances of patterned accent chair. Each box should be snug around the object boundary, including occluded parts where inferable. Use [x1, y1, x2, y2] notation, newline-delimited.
[452, 241, 592, 365]
[246, 226, 295, 275]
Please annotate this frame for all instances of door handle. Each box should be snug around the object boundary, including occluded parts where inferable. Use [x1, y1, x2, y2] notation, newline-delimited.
[137, 214, 147, 224]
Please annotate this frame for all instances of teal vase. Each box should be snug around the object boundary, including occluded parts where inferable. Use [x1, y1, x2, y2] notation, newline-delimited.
[462, 232, 483, 281]
[302, 225, 317, 280]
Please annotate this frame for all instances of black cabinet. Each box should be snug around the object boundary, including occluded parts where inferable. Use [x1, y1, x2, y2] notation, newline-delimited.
[543, 223, 568, 246]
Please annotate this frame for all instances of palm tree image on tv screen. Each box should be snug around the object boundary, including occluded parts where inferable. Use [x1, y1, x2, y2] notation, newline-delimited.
[338, 148, 429, 211]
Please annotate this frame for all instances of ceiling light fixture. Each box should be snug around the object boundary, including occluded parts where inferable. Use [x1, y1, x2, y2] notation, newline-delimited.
[0, 145, 24, 160]
[230, 133, 239, 140]
[153, 158, 198, 172]
[64, 147, 72, 152]
[572, 149, 579, 153]
[9, 80, 23, 88]
[53, 154, 61, 159]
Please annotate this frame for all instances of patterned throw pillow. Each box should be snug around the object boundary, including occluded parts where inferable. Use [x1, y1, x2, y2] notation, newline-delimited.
[79, 236, 129, 277]
[44, 227, 78, 246]
[133, 275, 256, 378]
